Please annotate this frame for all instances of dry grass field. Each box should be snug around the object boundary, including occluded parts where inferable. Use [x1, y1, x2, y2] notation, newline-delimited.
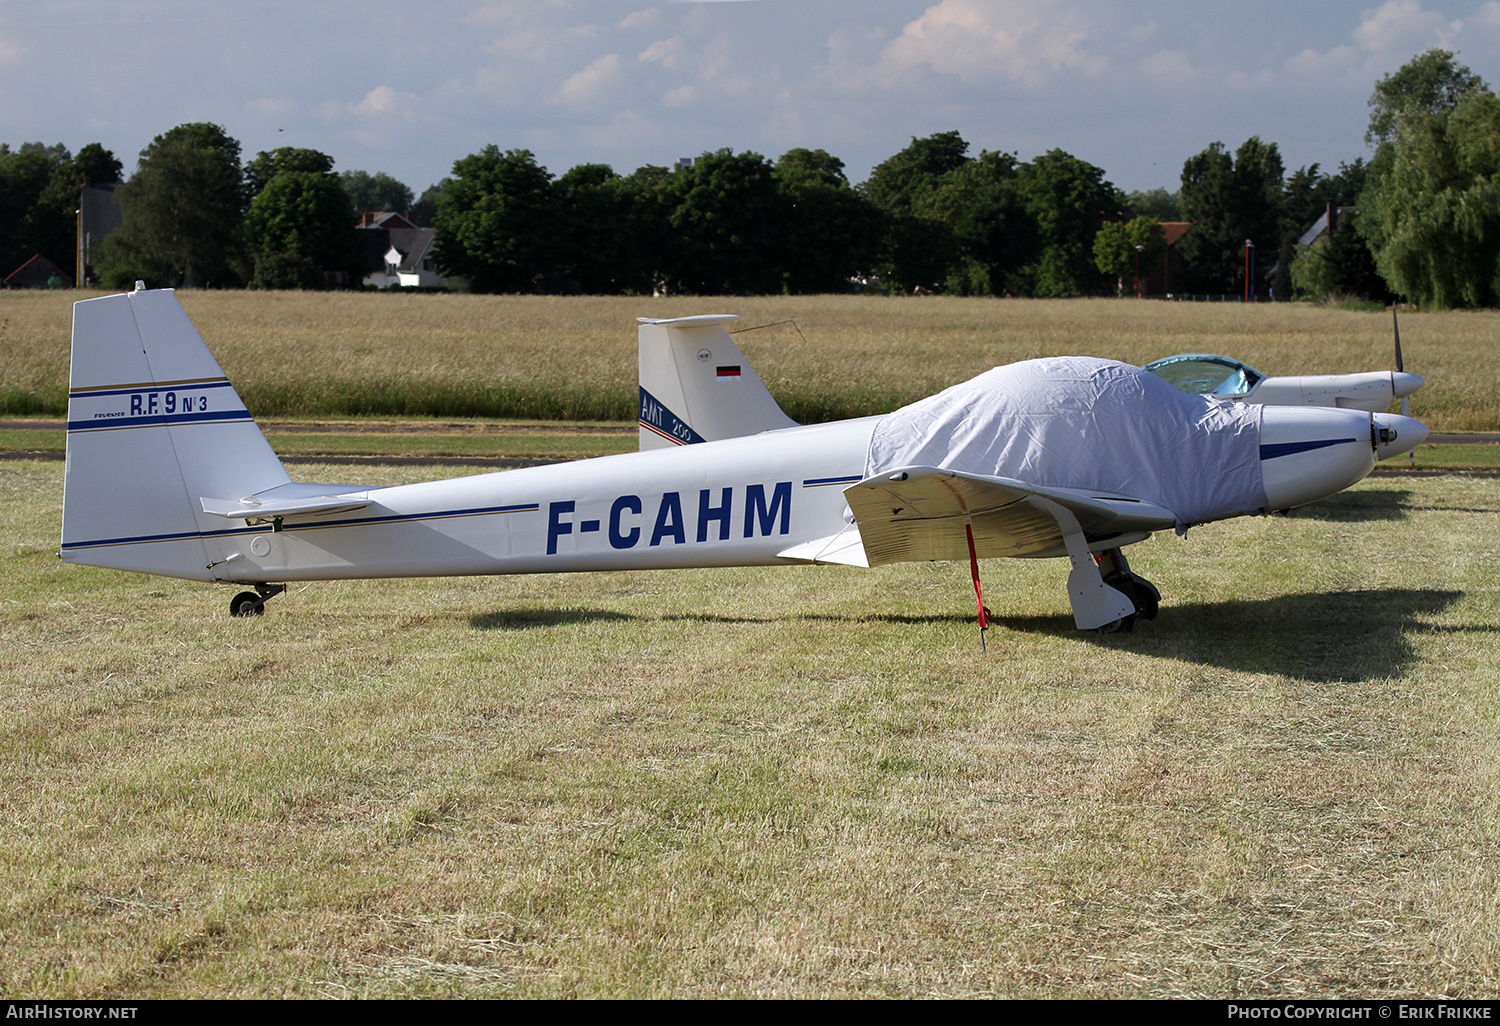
[1, 289, 1497, 428]
[3, 290, 1499, 998]
[2, 453, 1498, 998]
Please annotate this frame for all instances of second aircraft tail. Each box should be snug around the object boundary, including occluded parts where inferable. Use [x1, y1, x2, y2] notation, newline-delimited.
[636, 315, 797, 450]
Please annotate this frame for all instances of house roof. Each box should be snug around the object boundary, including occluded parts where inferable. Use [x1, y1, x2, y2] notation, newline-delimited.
[5, 253, 73, 289]
[1161, 222, 1192, 247]
[1298, 206, 1358, 247]
[360, 225, 437, 274]
[357, 211, 419, 230]
[385, 228, 435, 272]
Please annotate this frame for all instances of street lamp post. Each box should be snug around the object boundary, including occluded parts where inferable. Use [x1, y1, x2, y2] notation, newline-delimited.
[1244, 239, 1255, 303]
[1134, 244, 1144, 298]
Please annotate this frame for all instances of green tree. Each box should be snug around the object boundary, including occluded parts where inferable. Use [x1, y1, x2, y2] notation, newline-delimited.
[1018, 149, 1123, 297]
[861, 131, 971, 292]
[655, 149, 787, 295]
[245, 147, 335, 199]
[74, 143, 123, 186]
[432, 147, 556, 293]
[1125, 188, 1180, 221]
[0, 143, 71, 274]
[774, 148, 884, 293]
[1367, 48, 1487, 147]
[1093, 216, 1167, 296]
[1289, 210, 1392, 302]
[411, 180, 449, 226]
[914, 150, 1036, 296]
[1362, 90, 1500, 307]
[242, 169, 362, 290]
[550, 163, 657, 294]
[340, 169, 416, 215]
[1177, 137, 1284, 295]
[100, 123, 247, 287]
[862, 131, 970, 213]
[0, 142, 124, 281]
[1277, 160, 1388, 301]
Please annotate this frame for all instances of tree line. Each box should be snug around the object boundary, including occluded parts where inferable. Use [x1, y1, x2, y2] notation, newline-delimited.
[0, 49, 1495, 307]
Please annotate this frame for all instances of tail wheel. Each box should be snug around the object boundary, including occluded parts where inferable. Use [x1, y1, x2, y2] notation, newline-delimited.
[229, 592, 264, 618]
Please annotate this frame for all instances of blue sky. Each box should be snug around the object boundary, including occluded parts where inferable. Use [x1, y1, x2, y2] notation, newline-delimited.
[3, 0, 1499, 195]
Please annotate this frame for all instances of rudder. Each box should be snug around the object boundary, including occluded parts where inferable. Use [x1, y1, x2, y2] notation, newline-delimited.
[637, 315, 797, 450]
[61, 287, 290, 580]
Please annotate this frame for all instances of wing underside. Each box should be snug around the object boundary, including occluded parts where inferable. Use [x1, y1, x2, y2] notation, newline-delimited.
[844, 466, 1178, 566]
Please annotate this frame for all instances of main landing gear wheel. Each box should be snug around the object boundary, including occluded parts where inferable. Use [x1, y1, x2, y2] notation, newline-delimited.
[1093, 548, 1160, 634]
[228, 584, 286, 618]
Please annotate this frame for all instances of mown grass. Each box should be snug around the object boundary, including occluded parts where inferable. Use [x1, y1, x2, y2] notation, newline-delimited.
[2, 290, 1496, 429]
[3, 457, 1498, 998]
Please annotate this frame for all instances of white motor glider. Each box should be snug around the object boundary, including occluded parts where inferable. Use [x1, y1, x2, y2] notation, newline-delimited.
[1143, 353, 1425, 412]
[60, 287, 1427, 634]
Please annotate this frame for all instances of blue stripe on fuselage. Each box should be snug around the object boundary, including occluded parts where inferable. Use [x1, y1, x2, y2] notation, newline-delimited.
[60, 502, 541, 551]
[1259, 438, 1359, 460]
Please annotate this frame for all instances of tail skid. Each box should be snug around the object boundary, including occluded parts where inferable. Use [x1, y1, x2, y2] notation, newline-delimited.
[636, 315, 797, 450]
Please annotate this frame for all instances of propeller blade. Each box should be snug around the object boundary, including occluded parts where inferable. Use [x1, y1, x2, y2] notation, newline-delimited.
[1393, 306, 1405, 373]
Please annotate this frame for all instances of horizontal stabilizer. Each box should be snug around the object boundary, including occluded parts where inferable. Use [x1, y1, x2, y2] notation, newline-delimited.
[845, 466, 1177, 566]
[201, 489, 371, 521]
[777, 526, 869, 567]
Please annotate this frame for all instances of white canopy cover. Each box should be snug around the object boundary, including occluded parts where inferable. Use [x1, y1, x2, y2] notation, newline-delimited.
[865, 357, 1269, 530]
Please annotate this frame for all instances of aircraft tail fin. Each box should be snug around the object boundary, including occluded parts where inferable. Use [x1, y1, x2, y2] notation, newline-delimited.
[636, 315, 798, 450]
[61, 287, 291, 580]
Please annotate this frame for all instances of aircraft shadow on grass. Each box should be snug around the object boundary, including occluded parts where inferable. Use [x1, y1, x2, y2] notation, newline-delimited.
[1007, 587, 1470, 682]
[1289, 484, 1500, 522]
[469, 588, 1470, 683]
[1286, 486, 1416, 523]
[469, 608, 635, 631]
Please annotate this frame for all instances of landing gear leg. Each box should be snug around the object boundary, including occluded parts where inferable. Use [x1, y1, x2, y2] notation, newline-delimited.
[1093, 548, 1159, 634]
[229, 583, 286, 618]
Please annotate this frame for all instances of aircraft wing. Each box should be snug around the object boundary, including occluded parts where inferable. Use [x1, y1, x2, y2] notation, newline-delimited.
[844, 466, 1178, 566]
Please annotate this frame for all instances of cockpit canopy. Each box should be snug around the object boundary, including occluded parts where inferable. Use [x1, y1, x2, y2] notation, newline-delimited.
[1142, 353, 1265, 398]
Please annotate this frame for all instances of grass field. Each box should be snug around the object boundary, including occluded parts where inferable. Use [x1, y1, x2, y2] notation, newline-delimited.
[3, 455, 1498, 998]
[2, 289, 1497, 429]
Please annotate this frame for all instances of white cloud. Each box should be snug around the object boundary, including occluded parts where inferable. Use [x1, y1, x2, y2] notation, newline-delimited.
[554, 53, 625, 107]
[1351, 0, 1459, 54]
[873, 0, 1107, 88]
[618, 7, 660, 31]
[1228, 1, 1475, 100]
[661, 84, 697, 107]
[349, 85, 418, 121]
[639, 36, 684, 69]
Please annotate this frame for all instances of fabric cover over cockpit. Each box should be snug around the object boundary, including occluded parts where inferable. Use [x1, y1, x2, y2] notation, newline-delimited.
[865, 357, 1269, 529]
